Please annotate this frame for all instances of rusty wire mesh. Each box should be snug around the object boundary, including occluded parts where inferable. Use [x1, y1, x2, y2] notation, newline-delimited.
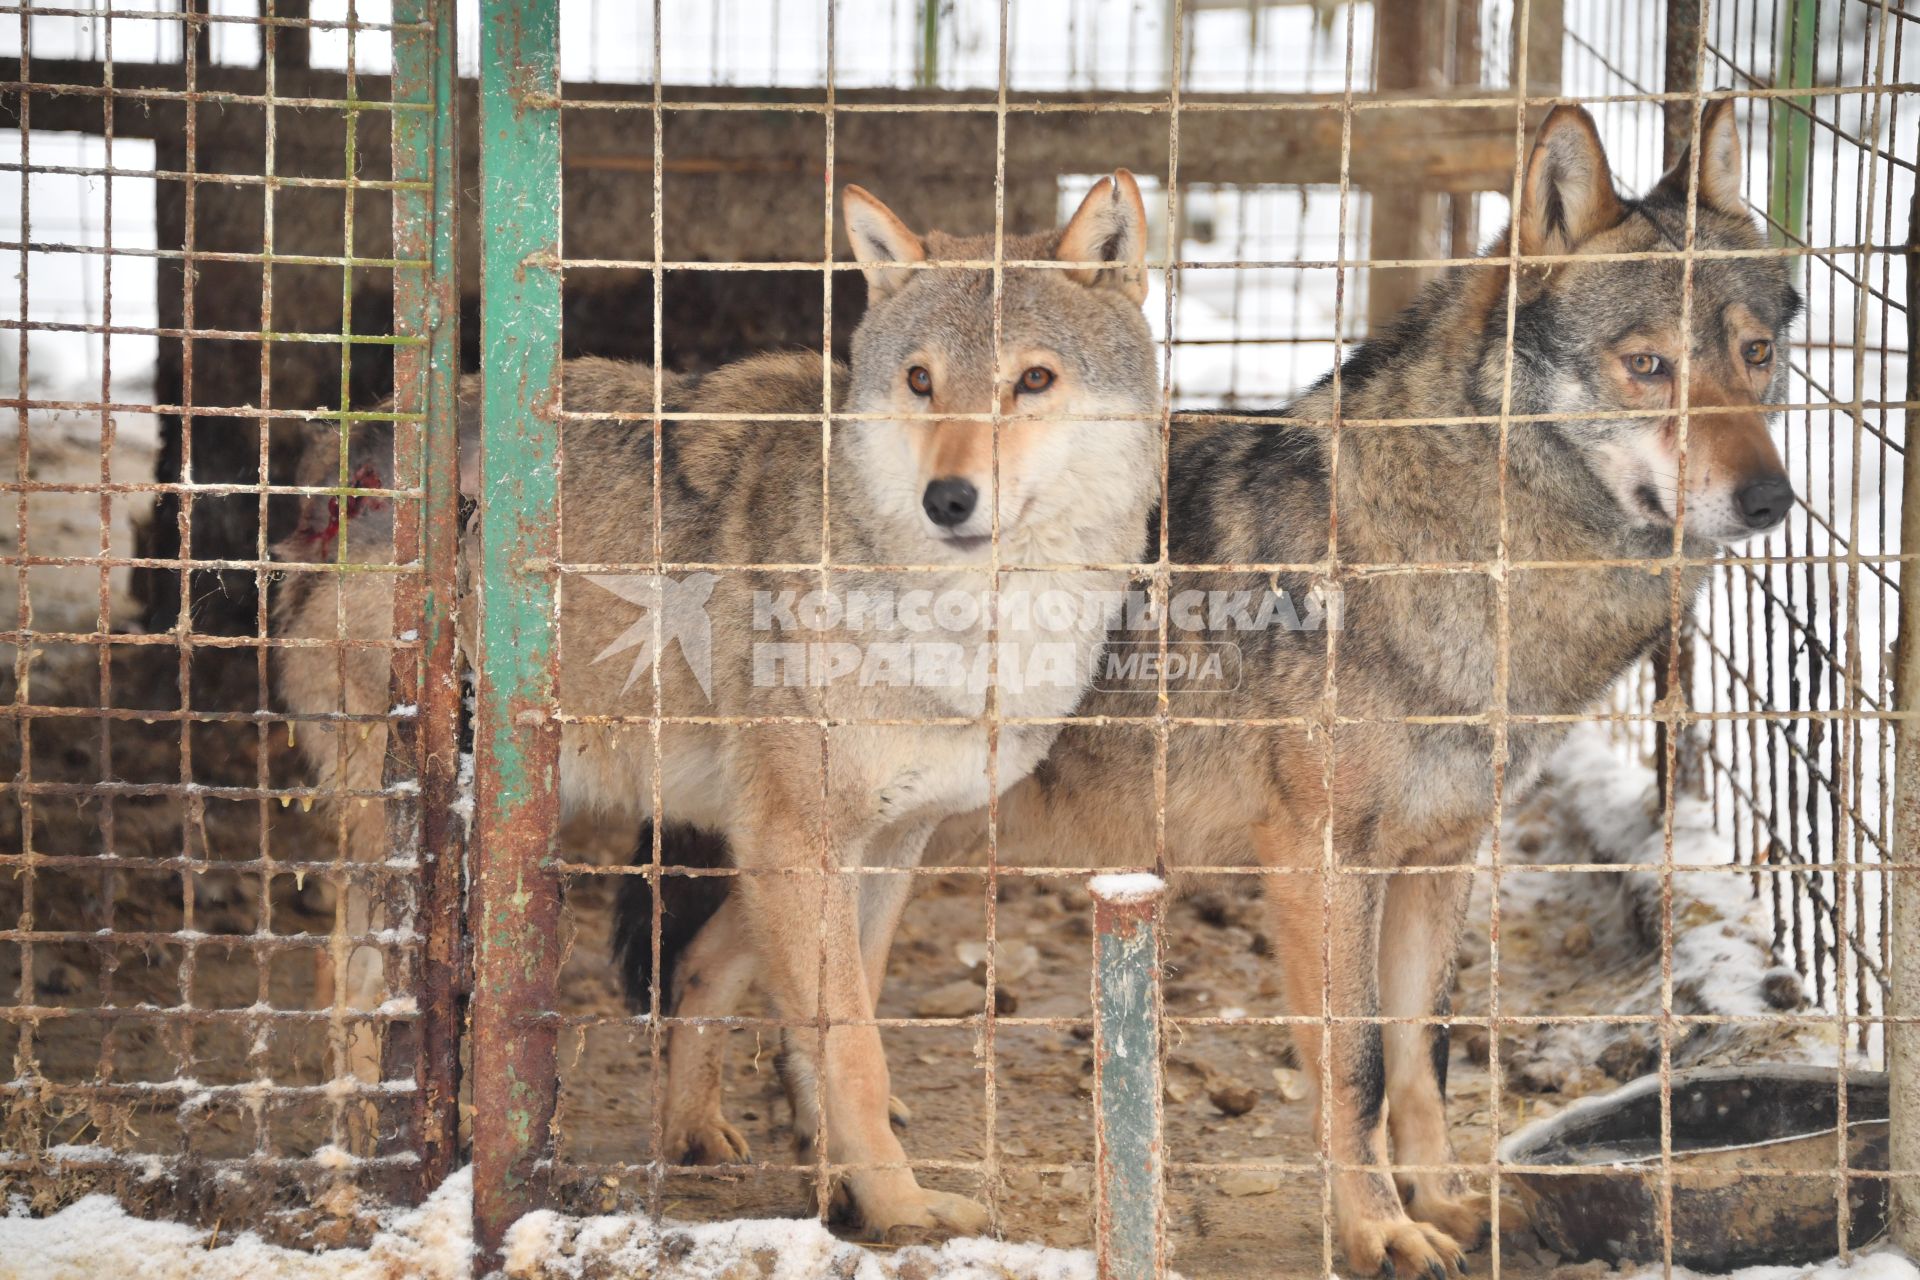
[548, 1, 1916, 1275]
[0, 0, 456, 1241]
[0, 0, 1913, 1276]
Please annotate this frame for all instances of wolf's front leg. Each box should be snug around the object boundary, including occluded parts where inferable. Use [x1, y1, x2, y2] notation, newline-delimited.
[659, 818, 930, 1166]
[1256, 821, 1467, 1279]
[731, 808, 988, 1241]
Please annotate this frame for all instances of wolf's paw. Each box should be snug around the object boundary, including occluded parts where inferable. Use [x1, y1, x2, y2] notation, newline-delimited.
[857, 1188, 992, 1243]
[1407, 1187, 1490, 1251]
[666, 1115, 751, 1166]
[1341, 1215, 1467, 1280]
[888, 1095, 913, 1129]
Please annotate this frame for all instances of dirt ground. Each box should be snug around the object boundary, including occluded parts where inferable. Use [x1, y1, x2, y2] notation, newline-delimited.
[1, 644, 1812, 1277]
[543, 831, 1588, 1278]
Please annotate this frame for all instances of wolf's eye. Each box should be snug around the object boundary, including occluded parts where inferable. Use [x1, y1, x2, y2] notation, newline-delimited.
[1743, 339, 1773, 366]
[906, 366, 933, 396]
[1625, 353, 1668, 379]
[1017, 367, 1055, 394]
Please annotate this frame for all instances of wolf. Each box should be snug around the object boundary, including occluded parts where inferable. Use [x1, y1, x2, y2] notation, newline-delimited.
[273, 173, 1165, 1236]
[623, 102, 1799, 1274]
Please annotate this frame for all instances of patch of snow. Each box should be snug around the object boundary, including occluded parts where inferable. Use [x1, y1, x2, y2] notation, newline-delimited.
[1485, 727, 1832, 1096]
[0, 1165, 473, 1280]
[501, 1208, 1100, 1280]
[451, 749, 476, 826]
[1087, 872, 1165, 904]
[1620, 1246, 1918, 1280]
[0, 1168, 1100, 1280]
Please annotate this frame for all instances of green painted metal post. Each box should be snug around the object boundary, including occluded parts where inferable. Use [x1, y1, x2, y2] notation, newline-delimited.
[1090, 874, 1167, 1280]
[389, 0, 464, 1201]
[473, 0, 565, 1260]
[1768, 0, 1816, 246]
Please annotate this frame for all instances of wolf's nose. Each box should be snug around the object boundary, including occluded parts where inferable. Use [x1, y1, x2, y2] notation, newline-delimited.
[922, 477, 979, 528]
[1736, 476, 1794, 529]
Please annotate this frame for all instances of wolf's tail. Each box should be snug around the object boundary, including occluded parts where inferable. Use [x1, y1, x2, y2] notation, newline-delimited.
[612, 822, 735, 1013]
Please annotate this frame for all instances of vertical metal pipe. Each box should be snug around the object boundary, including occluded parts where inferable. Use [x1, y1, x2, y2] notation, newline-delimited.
[1090, 873, 1166, 1280]
[1889, 164, 1920, 1258]
[472, 0, 564, 1261]
[390, 0, 464, 1202]
[1768, 0, 1817, 248]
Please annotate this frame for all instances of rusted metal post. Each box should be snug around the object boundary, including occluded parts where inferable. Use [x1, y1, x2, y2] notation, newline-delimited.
[389, 0, 465, 1201]
[471, 0, 564, 1262]
[1890, 167, 1920, 1259]
[1090, 873, 1167, 1280]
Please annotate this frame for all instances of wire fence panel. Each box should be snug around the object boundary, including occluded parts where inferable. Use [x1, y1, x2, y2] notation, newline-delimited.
[0, 0, 1915, 1276]
[0, 0, 462, 1242]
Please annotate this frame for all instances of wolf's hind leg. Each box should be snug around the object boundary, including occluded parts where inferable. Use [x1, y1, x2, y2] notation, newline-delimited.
[1381, 867, 1488, 1250]
[659, 894, 757, 1165]
[1256, 819, 1466, 1279]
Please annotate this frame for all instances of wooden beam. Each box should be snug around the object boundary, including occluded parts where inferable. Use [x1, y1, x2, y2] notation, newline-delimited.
[1, 60, 1547, 195]
[267, 0, 311, 73]
[1366, 0, 1454, 333]
[1515, 0, 1563, 96]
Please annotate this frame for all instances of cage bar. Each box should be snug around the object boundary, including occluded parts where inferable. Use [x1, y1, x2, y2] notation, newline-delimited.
[1091, 873, 1167, 1280]
[470, 0, 564, 1260]
[387, 0, 463, 1202]
[0, 0, 1910, 1273]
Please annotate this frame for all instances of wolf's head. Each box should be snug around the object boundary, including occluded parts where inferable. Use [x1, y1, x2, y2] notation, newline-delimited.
[839, 174, 1162, 562]
[1490, 101, 1800, 544]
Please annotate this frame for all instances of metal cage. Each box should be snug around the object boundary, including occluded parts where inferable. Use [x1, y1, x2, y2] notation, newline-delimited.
[0, 0, 1913, 1276]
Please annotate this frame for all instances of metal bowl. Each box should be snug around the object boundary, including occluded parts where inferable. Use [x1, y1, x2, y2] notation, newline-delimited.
[1499, 1065, 1888, 1270]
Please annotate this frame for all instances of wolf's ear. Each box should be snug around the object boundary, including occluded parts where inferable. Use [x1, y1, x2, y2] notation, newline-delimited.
[1058, 169, 1150, 305]
[1653, 98, 1745, 217]
[843, 185, 927, 303]
[1517, 105, 1625, 258]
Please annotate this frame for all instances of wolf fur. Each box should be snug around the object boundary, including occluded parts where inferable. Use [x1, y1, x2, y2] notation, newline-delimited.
[274, 175, 1165, 1237]
[622, 103, 1800, 1273]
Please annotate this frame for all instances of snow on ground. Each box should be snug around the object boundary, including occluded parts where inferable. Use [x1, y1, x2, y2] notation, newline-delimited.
[504, 1209, 1099, 1280]
[0, 1167, 473, 1280]
[5, 1169, 1908, 1280]
[1621, 1249, 1920, 1280]
[1473, 725, 1835, 1099]
[0, 1166, 1102, 1280]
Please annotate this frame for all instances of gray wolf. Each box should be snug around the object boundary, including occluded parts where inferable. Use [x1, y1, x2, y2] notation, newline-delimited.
[626, 101, 1799, 1274]
[273, 173, 1165, 1237]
